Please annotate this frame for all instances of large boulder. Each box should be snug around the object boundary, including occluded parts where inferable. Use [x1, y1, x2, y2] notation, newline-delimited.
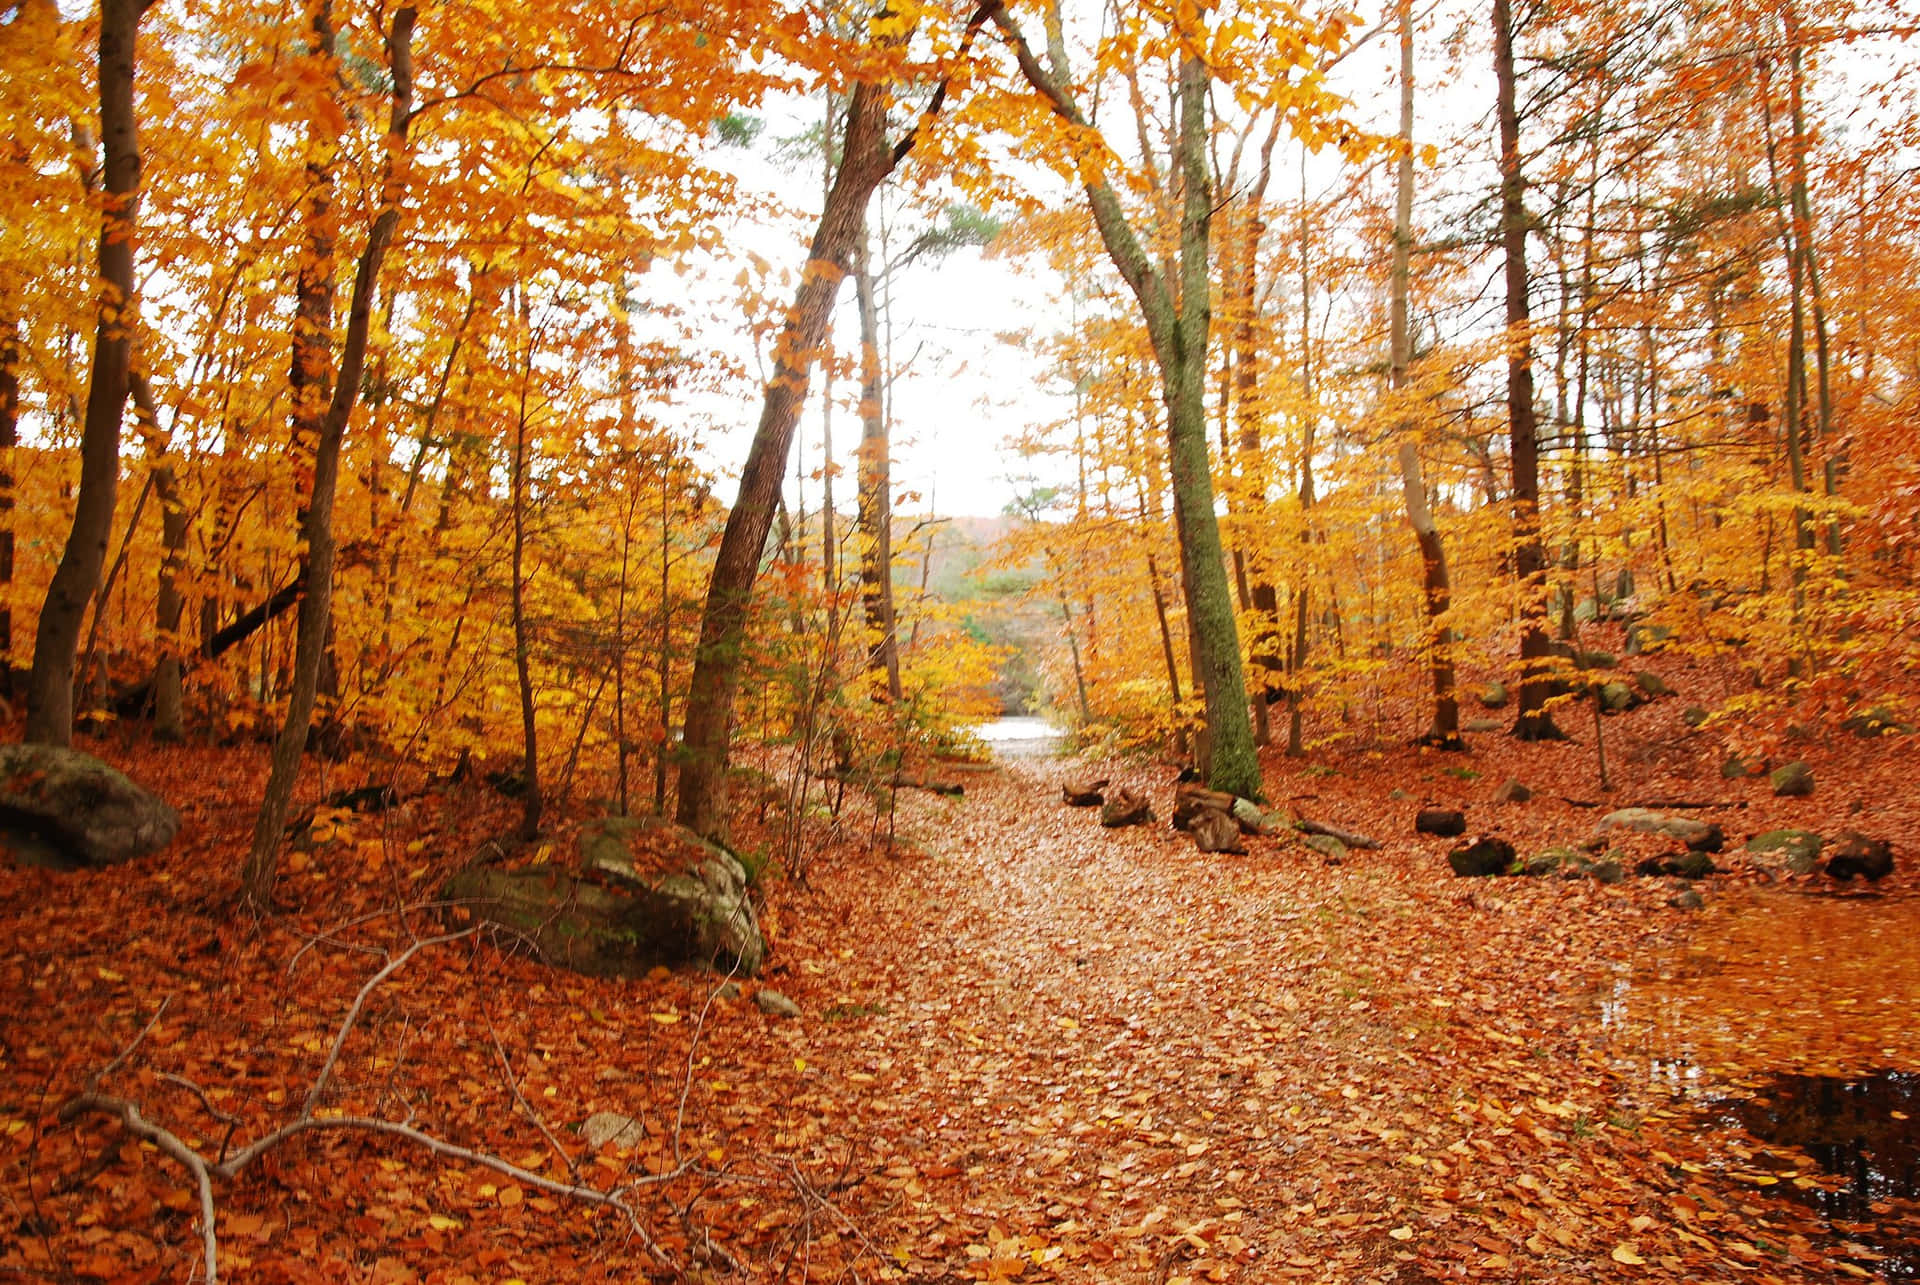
[1746, 828, 1823, 876]
[445, 816, 764, 976]
[1596, 807, 1724, 853]
[0, 744, 179, 869]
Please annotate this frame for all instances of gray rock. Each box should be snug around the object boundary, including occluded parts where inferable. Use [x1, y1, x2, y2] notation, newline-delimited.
[1683, 706, 1711, 728]
[1463, 717, 1503, 733]
[1491, 779, 1532, 805]
[0, 744, 179, 869]
[1597, 681, 1639, 714]
[1231, 796, 1276, 834]
[580, 816, 765, 973]
[1633, 671, 1672, 699]
[1591, 859, 1626, 885]
[581, 1111, 645, 1149]
[1478, 682, 1509, 710]
[443, 817, 765, 977]
[1746, 829, 1823, 876]
[1303, 833, 1347, 862]
[1770, 761, 1815, 797]
[1597, 807, 1724, 853]
[1668, 886, 1704, 910]
[715, 981, 743, 1001]
[755, 988, 802, 1018]
[1722, 754, 1763, 780]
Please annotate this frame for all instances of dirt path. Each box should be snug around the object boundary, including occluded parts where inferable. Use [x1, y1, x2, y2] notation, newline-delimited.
[749, 754, 1857, 1284]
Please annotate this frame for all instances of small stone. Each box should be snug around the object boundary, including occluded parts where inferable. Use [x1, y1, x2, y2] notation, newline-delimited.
[1303, 833, 1347, 862]
[1478, 682, 1509, 710]
[1633, 671, 1672, 699]
[1682, 706, 1710, 728]
[755, 989, 802, 1019]
[1447, 836, 1516, 878]
[1591, 859, 1626, 885]
[1669, 851, 1718, 879]
[1668, 886, 1704, 911]
[1826, 832, 1894, 882]
[1491, 778, 1532, 805]
[1722, 754, 1762, 780]
[1770, 761, 1815, 797]
[1596, 681, 1638, 714]
[1463, 717, 1504, 733]
[715, 982, 743, 1001]
[1388, 788, 1412, 801]
[1417, 808, 1468, 837]
[581, 1111, 645, 1149]
[1746, 829, 1823, 876]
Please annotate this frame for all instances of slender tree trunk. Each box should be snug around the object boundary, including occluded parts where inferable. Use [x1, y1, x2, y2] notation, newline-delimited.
[26, 0, 143, 746]
[854, 233, 903, 699]
[1388, 0, 1460, 749]
[1494, 0, 1565, 742]
[130, 373, 187, 738]
[0, 316, 18, 687]
[244, 5, 417, 906]
[991, 4, 1258, 798]
[508, 288, 542, 840]
[677, 79, 906, 839]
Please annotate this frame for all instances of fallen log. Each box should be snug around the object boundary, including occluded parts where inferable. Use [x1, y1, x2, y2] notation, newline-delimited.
[1297, 818, 1383, 850]
[1061, 778, 1109, 807]
[817, 769, 963, 797]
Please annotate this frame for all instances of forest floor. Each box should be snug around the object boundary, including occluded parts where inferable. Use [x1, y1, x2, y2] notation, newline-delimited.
[4, 674, 1919, 1283]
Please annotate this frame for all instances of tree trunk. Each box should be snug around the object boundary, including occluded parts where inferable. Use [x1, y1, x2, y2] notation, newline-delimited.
[244, 4, 417, 906]
[854, 233, 903, 699]
[509, 287, 542, 841]
[1493, 0, 1565, 742]
[25, 0, 143, 746]
[1389, 0, 1460, 749]
[676, 78, 907, 840]
[130, 373, 187, 739]
[0, 316, 18, 686]
[990, 5, 1259, 797]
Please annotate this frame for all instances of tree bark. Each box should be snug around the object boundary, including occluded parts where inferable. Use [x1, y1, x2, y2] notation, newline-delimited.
[130, 372, 187, 739]
[244, 4, 417, 906]
[0, 316, 18, 685]
[675, 79, 905, 840]
[854, 233, 903, 700]
[1493, 0, 1565, 742]
[989, 2, 1260, 798]
[25, 0, 143, 745]
[509, 288, 542, 840]
[1389, 0, 1460, 749]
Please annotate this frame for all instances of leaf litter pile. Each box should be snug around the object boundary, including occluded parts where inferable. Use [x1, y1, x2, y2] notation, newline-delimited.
[3, 704, 1917, 1283]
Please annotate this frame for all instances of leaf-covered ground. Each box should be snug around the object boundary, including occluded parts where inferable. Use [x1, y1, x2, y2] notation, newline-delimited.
[3, 682, 1917, 1283]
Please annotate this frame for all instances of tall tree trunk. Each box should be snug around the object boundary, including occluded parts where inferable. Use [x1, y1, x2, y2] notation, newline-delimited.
[130, 373, 187, 739]
[854, 233, 903, 699]
[25, 0, 143, 746]
[1388, 0, 1460, 750]
[244, 4, 417, 906]
[990, 4, 1260, 798]
[509, 288, 542, 840]
[0, 316, 19, 689]
[1493, 0, 1565, 742]
[676, 78, 909, 840]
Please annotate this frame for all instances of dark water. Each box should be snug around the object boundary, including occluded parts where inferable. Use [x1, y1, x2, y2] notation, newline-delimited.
[1716, 1070, 1920, 1278]
[1607, 891, 1920, 1279]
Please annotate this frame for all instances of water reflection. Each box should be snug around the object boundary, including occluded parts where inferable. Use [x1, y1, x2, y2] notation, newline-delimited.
[1607, 887, 1920, 1278]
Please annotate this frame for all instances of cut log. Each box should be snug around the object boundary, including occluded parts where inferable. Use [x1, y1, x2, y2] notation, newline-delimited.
[1061, 777, 1109, 807]
[1415, 808, 1466, 837]
[1172, 782, 1237, 831]
[817, 769, 964, 797]
[1190, 809, 1245, 854]
[1099, 787, 1153, 828]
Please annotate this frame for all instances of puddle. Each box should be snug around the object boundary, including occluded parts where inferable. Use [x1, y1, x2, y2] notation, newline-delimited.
[1607, 888, 1920, 1277]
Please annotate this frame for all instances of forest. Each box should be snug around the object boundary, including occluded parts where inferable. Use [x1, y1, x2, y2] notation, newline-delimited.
[2, 0, 1918, 1276]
